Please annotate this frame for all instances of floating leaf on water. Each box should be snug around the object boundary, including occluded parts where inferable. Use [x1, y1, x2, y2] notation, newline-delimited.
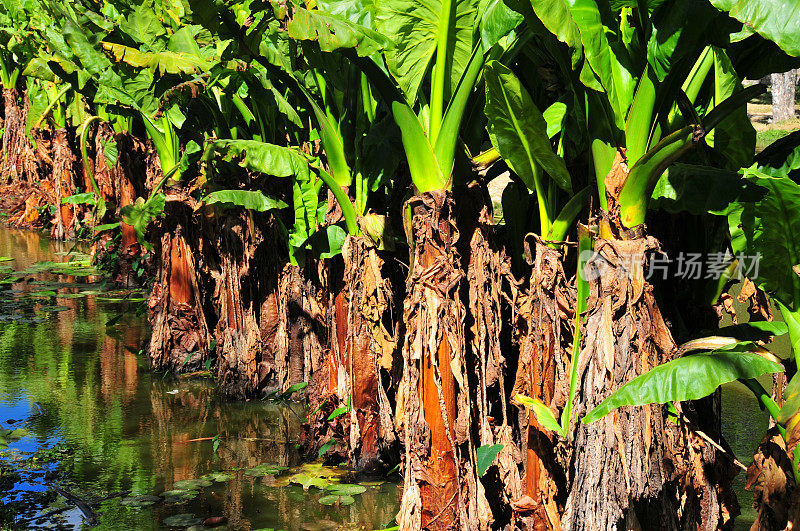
[120, 495, 161, 507]
[326, 484, 366, 495]
[57, 293, 86, 299]
[318, 494, 355, 506]
[40, 306, 70, 312]
[0, 257, 13, 262]
[200, 472, 235, 482]
[31, 291, 58, 298]
[358, 480, 384, 487]
[8, 428, 28, 440]
[163, 513, 203, 527]
[173, 479, 212, 490]
[161, 489, 199, 502]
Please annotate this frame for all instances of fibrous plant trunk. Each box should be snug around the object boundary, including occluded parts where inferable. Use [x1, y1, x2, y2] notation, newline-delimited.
[331, 235, 398, 470]
[397, 190, 490, 530]
[461, 183, 523, 528]
[511, 238, 573, 530]
[148, 195, 213, 373]
[273, 263, 326, 391]
[562, 229, 738, 530]
[746, 427, 800, 530]
[1, 89, 39, 185]
[50, 128, 78, 240]
[213, 210, 291, 399]
[212, 210, 267, 398]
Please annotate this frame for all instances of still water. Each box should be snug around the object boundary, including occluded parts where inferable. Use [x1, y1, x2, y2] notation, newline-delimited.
[0, 228, 400, 530]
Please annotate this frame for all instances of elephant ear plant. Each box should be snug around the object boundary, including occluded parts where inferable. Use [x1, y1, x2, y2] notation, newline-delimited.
[583, 142, 800, 521]
[296, 0, 525, 526]
[495, 0, 772, 527]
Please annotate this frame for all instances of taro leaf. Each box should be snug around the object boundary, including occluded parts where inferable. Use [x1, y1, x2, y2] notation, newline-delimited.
[543, 101, 568, 139]
[730, 169, 800, 309]
[203, 190, 288, 212]
[480, 0, 524, 50]
[527, 0, 583, 68]
[207, 140, 310, 181]
[514, 394, 565, 436]
[119, 5, 166, 49]
[318, 439, 335, 458]
[755, 129, 800, 179]
[288, 6, 393, 57]
[163, 513, 202, 527]
[476, 443, 503, 477]
[484, 61, 572, 193]
[715, 321, 789, 342]
[120, 194, 166, 249]
[584, 348, 783, 424]
[100, 138, 118, 168]
[62, 193, 96, 206]
[318, 494, 355, 506]
[650, 164, 744, 215]
[709, 0, 800, 57]
[120, 495, 160, 507]
[92, 223, 121, 232]
[279, 381, 308, 399]
[102, 43, 209, 75]
[375, 0, 479, 104]
[308, 225, 348, 259]
[704, 47, 755, 170]
[556, 0, 634, 127]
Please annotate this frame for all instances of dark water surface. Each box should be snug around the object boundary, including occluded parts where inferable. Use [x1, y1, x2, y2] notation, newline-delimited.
[0, 228, 400, 530]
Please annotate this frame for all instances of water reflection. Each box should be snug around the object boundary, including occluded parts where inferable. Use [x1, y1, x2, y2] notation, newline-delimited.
[0, 228, 400, 529]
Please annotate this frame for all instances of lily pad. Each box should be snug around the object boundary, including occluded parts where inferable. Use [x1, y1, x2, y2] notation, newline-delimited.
[163, 513, 203, 527]
[173, 478, 212, 490]
[120, 495, 161, 507]
[326, 484, 366, 495]
[201, 471, 235, 482]
[161, 489, 199, 503]
[40, 306, 70, 312]
[359, 480, 385, 487]
[318, 494, 355, 506]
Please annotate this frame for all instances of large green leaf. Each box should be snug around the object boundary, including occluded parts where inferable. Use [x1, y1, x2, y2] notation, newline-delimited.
[561, 0, 634, 128]
[729, 168, 800, 309]
[288, 5, 393, 57]
[526, 0, 582, 68]
[704, 47, 755, 170]
[120, 194, 167, 248]
[375, 0, 479, 104]
[649, 163, 744, 215]
[203, 190, 288, 211]
[208, 140, 311, 181]
[710, 0, 800, 57]
[484, 61, 572, 193]
[102, 42, 210, 75]
[119, 5, 166, 50]
[584, 347, 783, 423]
